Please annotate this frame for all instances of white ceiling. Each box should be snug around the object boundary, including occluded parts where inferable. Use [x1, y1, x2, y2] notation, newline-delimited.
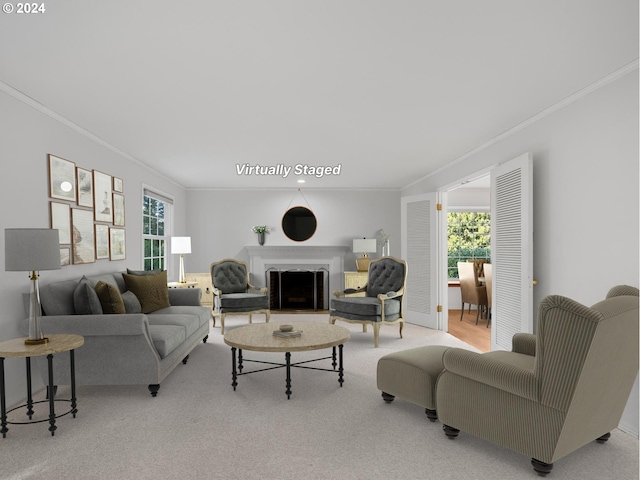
[0, 1, 637, 190]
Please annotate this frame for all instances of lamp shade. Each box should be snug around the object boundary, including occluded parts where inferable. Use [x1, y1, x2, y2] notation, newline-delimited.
[5, 228, 61, 271]
[352, 238, 376, 254]
[171, 236, 191, 255]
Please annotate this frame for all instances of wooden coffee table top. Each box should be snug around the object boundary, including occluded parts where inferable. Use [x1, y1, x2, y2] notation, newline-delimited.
[0, 334, 84, 358]
[224, 322, 350, 353]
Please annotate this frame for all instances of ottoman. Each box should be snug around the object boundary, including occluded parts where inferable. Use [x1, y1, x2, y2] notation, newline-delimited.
[376, 345, 449, 421]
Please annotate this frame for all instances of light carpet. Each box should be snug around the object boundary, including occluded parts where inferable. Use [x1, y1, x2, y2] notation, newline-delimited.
[2, 314, 638, 480]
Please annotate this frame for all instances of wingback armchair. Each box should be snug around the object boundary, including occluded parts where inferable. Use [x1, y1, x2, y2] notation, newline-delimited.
[210, 258, 270, 334]
[436, 285, 639, 476]
[330, 256, 407, 347]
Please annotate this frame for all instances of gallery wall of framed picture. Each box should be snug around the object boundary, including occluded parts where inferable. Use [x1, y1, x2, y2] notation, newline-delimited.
[48, 153, 126, 266]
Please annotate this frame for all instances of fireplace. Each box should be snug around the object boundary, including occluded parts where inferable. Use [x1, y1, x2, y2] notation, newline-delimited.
[269, 269, 325, 311]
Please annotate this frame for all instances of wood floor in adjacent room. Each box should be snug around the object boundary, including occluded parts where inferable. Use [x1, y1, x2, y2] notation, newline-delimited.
[448, 309, 490, 352]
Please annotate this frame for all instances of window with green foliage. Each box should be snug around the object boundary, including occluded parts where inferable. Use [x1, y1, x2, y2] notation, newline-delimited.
[143, 194, 169, 271]
[448, 211, 491, 279]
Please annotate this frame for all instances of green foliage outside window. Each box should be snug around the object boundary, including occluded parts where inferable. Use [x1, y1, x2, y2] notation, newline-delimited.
[143, 196, 166, 271]
[448, 212, 491, 279]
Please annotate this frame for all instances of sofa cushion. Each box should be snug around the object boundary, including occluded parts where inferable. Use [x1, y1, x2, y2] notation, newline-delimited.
[123, 271, 170, 313]
[151, 305, 211, 330]
[95, 281, 126, 314]
[148, 324, 185, 358]
[73, 276, 104, 315]
[121, 291, 142, 314]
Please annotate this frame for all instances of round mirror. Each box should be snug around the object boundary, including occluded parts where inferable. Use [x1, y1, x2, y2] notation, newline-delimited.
[282, 206, 317, 242]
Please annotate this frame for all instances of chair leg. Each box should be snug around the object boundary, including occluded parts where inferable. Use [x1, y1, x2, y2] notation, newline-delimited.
[425, 409, 438, 422]
[596, 432, 611, 443]
[475, 306, 480, 325]
[221, 314, 226, 335]
[531, 458, 553, 476]
[265, 311, 270, 323]
[249, 314, 253, 324]
[362, 324, 368, 332]
[373, 323, 380, 348]
[381, 392, 395, 403]
[399, 320, 404, 339]
[460, 304, 464, 321]
[442, 425, 459, 439]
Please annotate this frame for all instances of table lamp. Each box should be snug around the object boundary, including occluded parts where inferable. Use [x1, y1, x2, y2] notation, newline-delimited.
[353, 238, 377, 272]
[5, 228, 61, 345]
[171, 236, 191, 283]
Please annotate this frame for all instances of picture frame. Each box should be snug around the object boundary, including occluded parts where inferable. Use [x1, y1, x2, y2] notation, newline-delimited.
[76, 167, 94, 208]
[113, 193, 125, 226]
[60, 247, 71, 267]
[95, 224, 110, 260]
[109, 228, 126, 261]
[48, 154, 76, 201]
[113, 177, 123, 193]
[71, 208, 95, 264]
[93, 170, 113, 223]
[50, 201, 71, 244]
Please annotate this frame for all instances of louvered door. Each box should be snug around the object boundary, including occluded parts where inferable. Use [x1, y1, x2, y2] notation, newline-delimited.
[490, 153, 534, 350]
[401, 192, 438, 329]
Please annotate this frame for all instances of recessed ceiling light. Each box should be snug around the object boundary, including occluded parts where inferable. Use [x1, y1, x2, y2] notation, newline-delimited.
[297, 179, 305, 183]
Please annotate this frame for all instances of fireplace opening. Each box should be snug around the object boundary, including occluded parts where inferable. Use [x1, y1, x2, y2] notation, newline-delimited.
[269, 270, 325, 311]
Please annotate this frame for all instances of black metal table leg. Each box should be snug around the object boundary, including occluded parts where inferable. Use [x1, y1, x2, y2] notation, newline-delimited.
[332, 346, 337, 370]
[285, 352, 292, 399]
[231, 347, 238, 390]
[26, 357, 34, 419]
[47, 354, 56, 436]
[338, 344, 344, 387]
[238, 349, 243, 372]
[69, 349, 77, 418]
[0, 357, 7, 438]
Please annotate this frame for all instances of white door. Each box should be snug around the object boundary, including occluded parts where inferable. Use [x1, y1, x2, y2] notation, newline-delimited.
[401, 192, 439, 329]
[490, 153, 534, 351]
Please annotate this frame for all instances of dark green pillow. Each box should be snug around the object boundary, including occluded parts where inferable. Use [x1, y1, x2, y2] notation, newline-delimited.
[95, 281, 126, 314]
[123, 270, 170, 313]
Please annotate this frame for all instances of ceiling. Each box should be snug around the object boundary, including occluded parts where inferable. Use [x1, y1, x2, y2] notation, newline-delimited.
[0, 1, 637, 190]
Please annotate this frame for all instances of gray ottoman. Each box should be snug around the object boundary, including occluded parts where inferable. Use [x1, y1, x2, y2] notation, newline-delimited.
[376, 345, 449, 421]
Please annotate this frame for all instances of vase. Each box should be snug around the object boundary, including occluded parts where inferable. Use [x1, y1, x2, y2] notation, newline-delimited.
[258, 232, 265, 245]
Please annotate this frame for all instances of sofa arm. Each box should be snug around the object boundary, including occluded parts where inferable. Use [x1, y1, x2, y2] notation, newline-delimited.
[512, 333, 536, 356]
[21, 314, 151, 338]
[442, 348, 538, 401]
[168, 288, 202, 306]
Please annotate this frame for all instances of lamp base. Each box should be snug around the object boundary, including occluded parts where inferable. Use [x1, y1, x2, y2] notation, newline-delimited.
[25, 337, 49, 345]
[356, 258, 372, 272]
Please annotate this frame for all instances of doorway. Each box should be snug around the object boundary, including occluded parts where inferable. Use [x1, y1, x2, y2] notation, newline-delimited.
[445, 175, 491, 352]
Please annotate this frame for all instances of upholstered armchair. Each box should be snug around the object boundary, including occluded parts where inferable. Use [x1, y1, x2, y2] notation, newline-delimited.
[330, 256, 407, 348]
[436, 285, 639, 476]
[210, 258, 270, 334]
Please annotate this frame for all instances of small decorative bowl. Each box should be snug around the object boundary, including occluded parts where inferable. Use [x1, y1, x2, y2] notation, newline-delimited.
[279, 324, 294, 332]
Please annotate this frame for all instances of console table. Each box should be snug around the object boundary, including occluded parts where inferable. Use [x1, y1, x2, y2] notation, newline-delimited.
[0, 334, 84, 437]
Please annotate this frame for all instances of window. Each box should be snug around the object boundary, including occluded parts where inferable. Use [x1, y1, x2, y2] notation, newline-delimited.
[448, 211, 491, 279]
[142, 190, 172, 271]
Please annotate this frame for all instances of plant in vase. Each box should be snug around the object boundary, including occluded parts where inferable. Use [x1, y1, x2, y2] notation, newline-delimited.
[251, 225, 271, 245]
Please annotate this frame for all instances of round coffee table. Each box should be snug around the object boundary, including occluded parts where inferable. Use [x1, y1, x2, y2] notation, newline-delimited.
[224, 322, 350, 399]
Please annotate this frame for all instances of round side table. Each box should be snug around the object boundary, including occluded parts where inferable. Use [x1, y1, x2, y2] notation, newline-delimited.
[0, 334, 84, 437]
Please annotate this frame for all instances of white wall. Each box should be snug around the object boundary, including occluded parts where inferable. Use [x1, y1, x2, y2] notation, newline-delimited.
[403, 70, 639, 435]
[184, 188, 401, 281]
[0, 90, 188, 406]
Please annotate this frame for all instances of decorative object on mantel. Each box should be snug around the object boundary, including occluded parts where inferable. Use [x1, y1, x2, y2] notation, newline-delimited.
[378, 229, 390, 256]
[353, 238, 377, 272]
[171, 236, 192, 282]
[252, 225, 270, 245]
[282, 188, 317, 242]
[5, 228, 61, 345]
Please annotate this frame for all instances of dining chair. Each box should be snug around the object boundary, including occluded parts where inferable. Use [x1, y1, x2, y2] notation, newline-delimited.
[457, 261, 488, 324]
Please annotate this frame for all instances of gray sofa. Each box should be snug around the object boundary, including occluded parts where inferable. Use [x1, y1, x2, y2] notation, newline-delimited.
[20, 271, 211, 396]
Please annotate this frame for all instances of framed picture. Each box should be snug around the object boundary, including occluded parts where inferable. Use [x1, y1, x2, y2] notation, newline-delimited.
[113, 193, 125, 226]
[113, 177, 123, 193]
[48, 154, 76, 201]
[109, 228, 126, 261]
[50, 201, 71, 244]
[95, 224, 110, 260]
[71, 208, 95, 264]
[76, 167, 93, 208]
[60, 247, 71, 267]
[93, 170, 113, 223]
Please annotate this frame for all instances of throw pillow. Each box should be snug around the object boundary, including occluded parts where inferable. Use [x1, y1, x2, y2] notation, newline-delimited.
[126, 268, 163, 276]
[123, 270, 170, 314]
[73, 276, 104, 315]
[121, 290, 142, 314]
[95, 281, 126, 314]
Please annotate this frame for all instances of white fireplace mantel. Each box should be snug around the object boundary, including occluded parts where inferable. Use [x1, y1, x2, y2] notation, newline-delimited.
[246, 246, 350, 304]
